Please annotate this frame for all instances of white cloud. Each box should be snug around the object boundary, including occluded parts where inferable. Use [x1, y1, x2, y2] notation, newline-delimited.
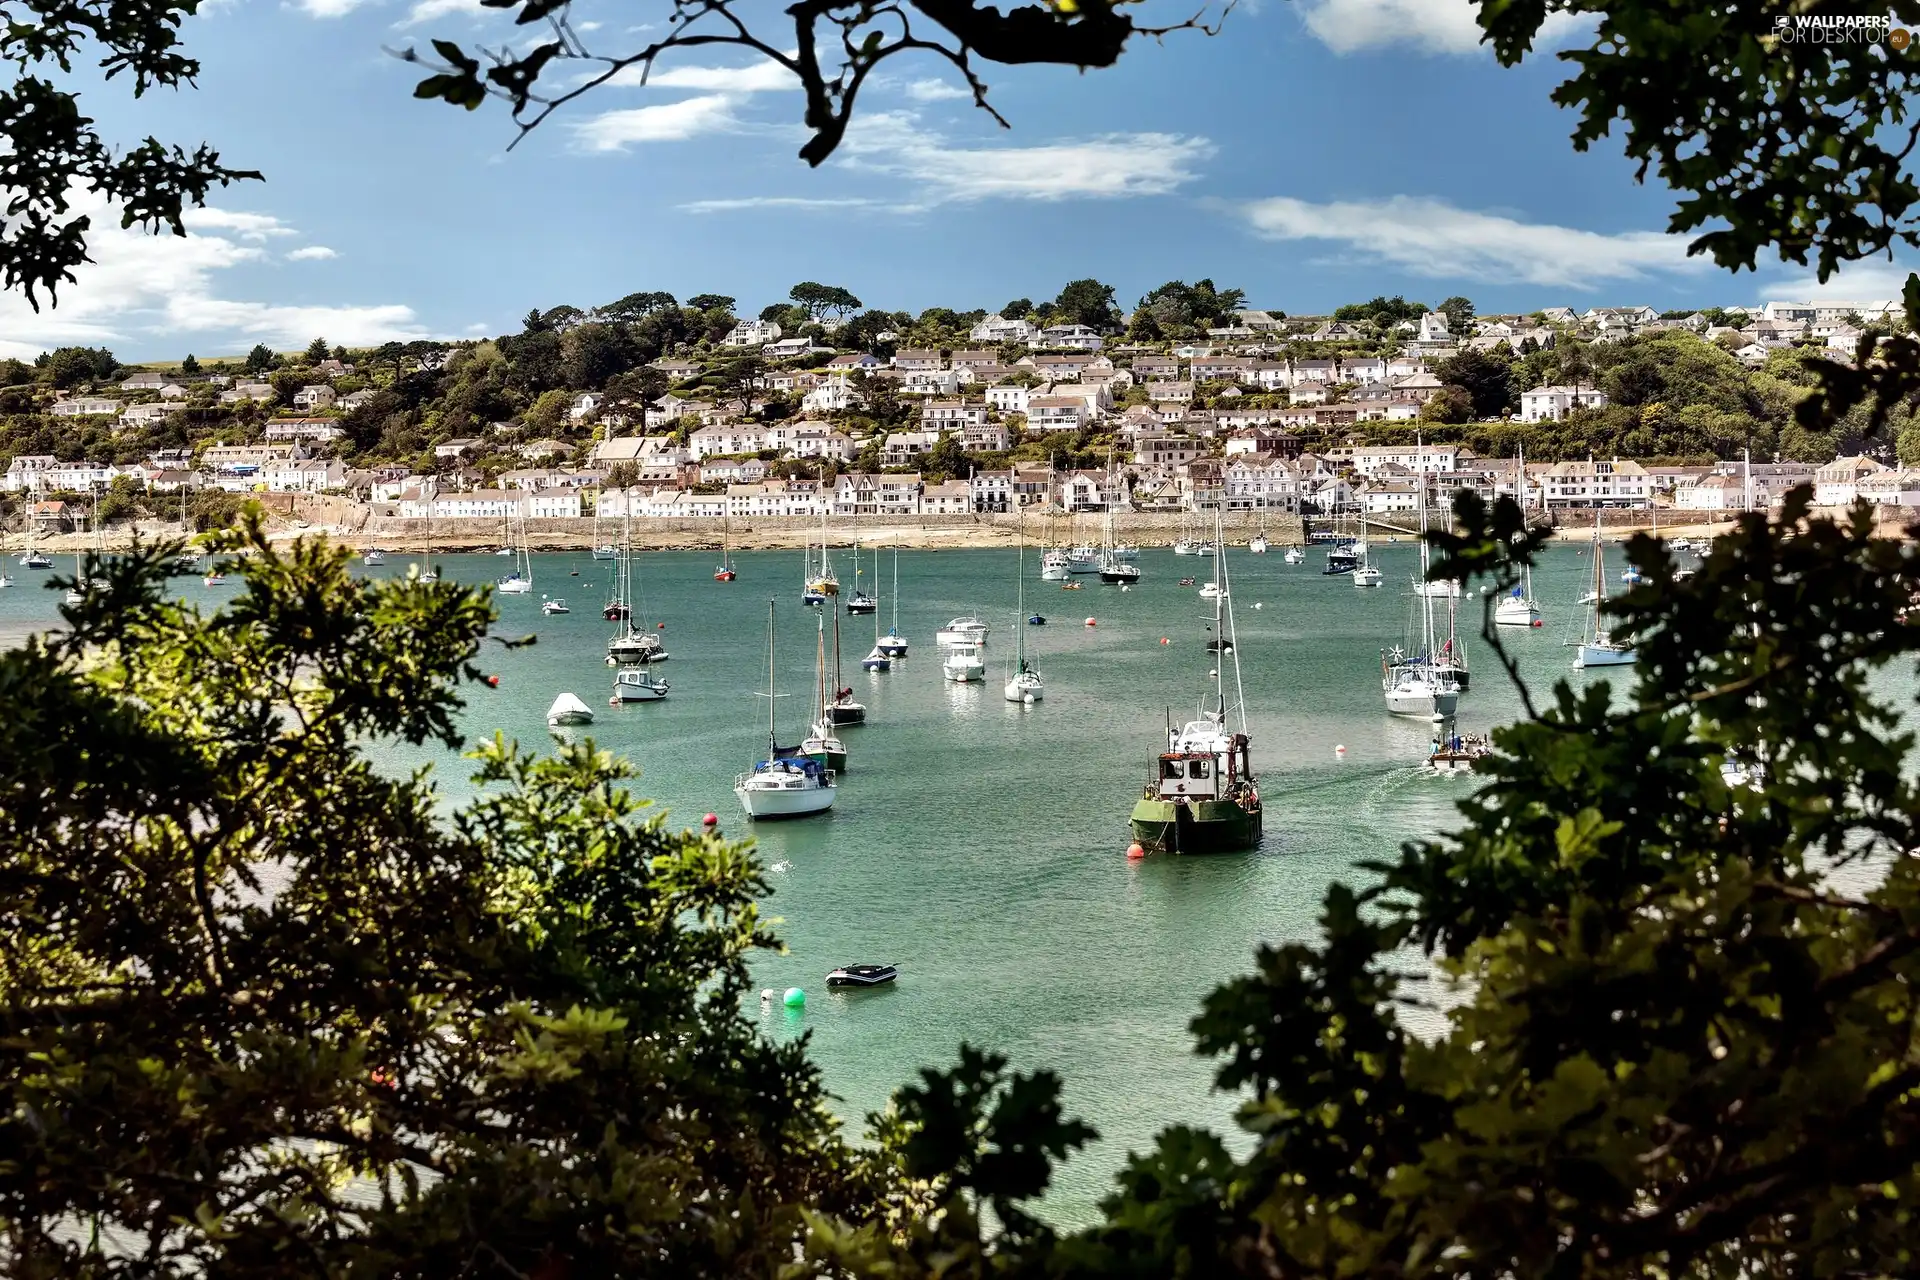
[287, 246, 339, 261]
[182, 208, 296, 241]
[681, 196, 885, 213]
[297, 0, 377, 17]
[1238, 194, 1703, 289]
[841, 113, 1211, 203]
[0, 191, 428, 360]
[571, 94, 738, 150]
[396, 0, 490, 26]
[1755, 261, 1920, 307]
[615, 58, 796, 93]
[1296, 0, 1582, 55]
[904, 77, 970, 103]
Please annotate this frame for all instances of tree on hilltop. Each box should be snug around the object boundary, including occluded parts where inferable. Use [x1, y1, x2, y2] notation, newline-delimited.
[790, 281, 863, 322]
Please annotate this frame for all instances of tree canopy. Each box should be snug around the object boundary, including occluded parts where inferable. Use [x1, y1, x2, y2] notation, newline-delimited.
[1050, 278, 1122, 332]
[790, 281, 864, 321]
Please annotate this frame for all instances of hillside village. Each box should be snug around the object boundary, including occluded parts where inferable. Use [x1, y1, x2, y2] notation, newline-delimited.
[2, 283, 1916, 533]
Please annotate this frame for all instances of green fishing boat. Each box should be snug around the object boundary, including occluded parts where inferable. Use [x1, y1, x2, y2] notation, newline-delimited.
[1129, 524, 1263, 855]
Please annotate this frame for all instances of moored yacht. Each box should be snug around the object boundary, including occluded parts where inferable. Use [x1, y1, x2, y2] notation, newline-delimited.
[943, 640, 985, 682]
[736, 602, 836, 820]
[362, 548, 386, 566]
[1574, 513, 1636, 669]
[1129, 529, 1261, 855]
[611, 669, 670, 701]
[546, 692, 594, 726]
[936, 616, 989, 647]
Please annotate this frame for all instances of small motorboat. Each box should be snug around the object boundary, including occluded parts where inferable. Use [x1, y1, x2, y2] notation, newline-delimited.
[541, 597, 570, 615]
[546, 692, 594, 726]
[935, 617, 989, 647]
[1060, 581, 1084, 591]
[1353, 565, 1383, 588]
[1028, 614, 1046, 626]
[203, 573, 226, 587]
[715, 565, 737, 582]
[1178, 577, 1196, 587]
[826, 963, 898, 988]
[1198, 582, 1225, 600]
[611, 670, 670, 702]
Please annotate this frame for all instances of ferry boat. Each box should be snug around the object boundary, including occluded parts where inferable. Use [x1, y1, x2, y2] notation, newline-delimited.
[1129, 529, 1262, 855]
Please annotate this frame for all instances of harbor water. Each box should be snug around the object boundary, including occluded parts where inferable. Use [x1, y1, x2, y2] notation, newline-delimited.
[0, 537, 1634, 1223]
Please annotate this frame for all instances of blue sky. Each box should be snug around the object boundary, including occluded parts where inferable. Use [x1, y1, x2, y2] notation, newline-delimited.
[6, 0, 1912, 360]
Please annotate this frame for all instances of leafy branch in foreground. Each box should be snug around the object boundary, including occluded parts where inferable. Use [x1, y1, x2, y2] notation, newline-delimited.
[400, 0, 1228, 164]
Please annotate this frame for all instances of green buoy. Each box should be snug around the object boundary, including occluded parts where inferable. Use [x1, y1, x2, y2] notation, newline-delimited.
[783, 987, 806, 1008]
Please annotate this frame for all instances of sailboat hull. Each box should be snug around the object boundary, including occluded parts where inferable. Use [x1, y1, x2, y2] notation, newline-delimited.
[1129, 798, 1262, 854]
[1385, 685, 1459, 718]
[734, 783, 836, 819]
[1575, 643, 1636, 668]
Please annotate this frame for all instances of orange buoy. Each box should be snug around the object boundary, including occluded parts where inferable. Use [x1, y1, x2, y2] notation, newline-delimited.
[1126, 842, 1146, 860]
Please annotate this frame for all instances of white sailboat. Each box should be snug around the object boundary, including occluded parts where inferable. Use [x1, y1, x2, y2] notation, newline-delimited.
[497, 508, 533, 595]
[1352, 537, 1383, 588]
[606, 508, 667, 665]
[417, 487, 438, 583]
[590, 506, 618, 560]
[1575, 513, 1636, 669]
[1005, 523, 1044, 702]
[1495, 560, 1543, 627]
[877, 545, 910, 656]
[844, 538, 877, 613]
[803, 505, 839, 605]
[1381, 493, 1461, 719]
[735, 601, 836, 819]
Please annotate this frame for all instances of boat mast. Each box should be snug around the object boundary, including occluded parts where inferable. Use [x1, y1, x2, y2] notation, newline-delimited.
[832, 603, 844, 694]
[1015, 509, 1027, 671]
[767, 601, 779, 750]
[891, 544, 900, 633]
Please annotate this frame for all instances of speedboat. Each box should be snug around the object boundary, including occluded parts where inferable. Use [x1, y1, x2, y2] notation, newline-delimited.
[845, 591, 877, 614]
[498, 573, 533, 595]
[546, 692, 594, 726]
[1198, 582, 1226, 600]
[942, 641, 985, 682]
[935, 616, 989, 647]
[877, 628, 909, 657]
[607, 630, 668, 665]
[611, 670, 669, 701]
[363, 549, 386, 566]
[861, 645, 892, 672]
[1353, 565, 1383, 588]
[734, 756, 835, 819]
[826, 963, 897, 988]
[541, 597, 570, 615]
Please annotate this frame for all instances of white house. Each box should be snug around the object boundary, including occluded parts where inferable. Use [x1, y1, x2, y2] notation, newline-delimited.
[218, 382, 274, 405]
[1814, 455, 1887, 507]
[969, 313, 1037, 344]
[1350, 444, 1461, 477]
[264, 419, 344, 443]
[292, 385, 336, 412]
[985, 384, 1032, 415]
[118, 403, 175, 429]
[922, 399, 990, 432]
[1027, 396, 1088, 432]
[1031, 324, 1104, 352]
[1540, 458, 1652, 508]
[525, 490, 583, 518]
[264, 458, 345, 493]
[52, 397, 121, 418]
[1520, 384, 1610, 422]
[722, 318, 782, 348]
[687, 424, 766, 460]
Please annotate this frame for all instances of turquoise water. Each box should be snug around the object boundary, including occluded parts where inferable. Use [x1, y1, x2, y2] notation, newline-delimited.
[0, 539, 1618, 1222]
